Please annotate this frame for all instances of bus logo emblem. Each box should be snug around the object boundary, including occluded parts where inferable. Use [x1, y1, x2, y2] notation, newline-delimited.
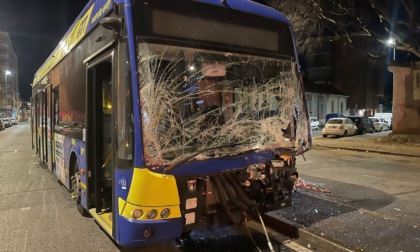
[120, 178, 127, 190]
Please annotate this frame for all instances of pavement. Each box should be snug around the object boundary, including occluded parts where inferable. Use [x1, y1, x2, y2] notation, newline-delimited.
[269, 129, 420, 252]
[311, 129, 420, 158]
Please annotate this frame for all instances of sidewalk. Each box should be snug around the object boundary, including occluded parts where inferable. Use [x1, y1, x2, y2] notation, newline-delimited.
[311, 132, 420, 157]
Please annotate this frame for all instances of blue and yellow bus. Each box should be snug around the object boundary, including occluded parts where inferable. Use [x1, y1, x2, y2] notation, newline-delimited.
[31, 0, 311, 247]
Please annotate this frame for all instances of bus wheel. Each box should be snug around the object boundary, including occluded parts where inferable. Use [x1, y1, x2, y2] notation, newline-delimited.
[71, 161, 89, 216]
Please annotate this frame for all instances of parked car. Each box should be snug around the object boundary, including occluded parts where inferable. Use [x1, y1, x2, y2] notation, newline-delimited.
[346, 116, 374, 134]
[369, 117, 389, 132]
[9, 118, 17, 125]
[322, 118, 358, 137]
[375, 113, 392, 130]
[379, 118, 391, 130]
[2, 118, 11, 128]
[310, 117, 320, 130]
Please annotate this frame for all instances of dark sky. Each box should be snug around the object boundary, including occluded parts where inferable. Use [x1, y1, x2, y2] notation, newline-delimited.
[0, 0, 89, 100]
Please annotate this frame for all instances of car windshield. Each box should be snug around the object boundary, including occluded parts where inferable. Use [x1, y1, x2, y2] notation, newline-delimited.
[328, 119, 343, 124]
[137, 42, 309, 166]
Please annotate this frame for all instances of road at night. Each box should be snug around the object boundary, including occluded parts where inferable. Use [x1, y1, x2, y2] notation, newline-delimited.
[0, 123, 119, 251]
[271, 142, 420, 251]
[1, 123, 419, 251]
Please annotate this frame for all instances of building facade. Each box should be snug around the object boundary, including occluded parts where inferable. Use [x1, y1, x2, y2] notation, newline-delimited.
[389, 63, 420, 134]
[0, 31, 19, 118]
[333, 39, 392, 116]
[305, 83, 349, 124]
[302, 36, 390, 121]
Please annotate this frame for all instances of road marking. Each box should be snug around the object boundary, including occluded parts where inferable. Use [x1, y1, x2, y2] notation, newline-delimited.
[15, 149, 17, 153]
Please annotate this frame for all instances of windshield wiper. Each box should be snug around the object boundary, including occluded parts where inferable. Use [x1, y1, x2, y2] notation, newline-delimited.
[162, 142, 254, 174]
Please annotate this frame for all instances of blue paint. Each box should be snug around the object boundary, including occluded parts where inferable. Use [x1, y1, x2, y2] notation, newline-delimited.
[63, 136, 88, 209]
[157, 149, 279, 176]
[124, 0, 145, 169]
[117, 216, 183, 247]
[115, 169, 132, 200]
[196, 0, 290, 23]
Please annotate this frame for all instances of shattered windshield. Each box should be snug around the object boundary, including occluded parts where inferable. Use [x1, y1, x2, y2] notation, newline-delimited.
[137, 42, 309, 166]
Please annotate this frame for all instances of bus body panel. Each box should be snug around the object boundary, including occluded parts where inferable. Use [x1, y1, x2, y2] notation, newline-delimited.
[159, 149, 284, 176]
[197, 0, 290, 23]
[117, 216, 183, 247]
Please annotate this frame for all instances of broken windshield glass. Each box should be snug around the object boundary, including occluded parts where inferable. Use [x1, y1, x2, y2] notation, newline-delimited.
[137, 42, 309, 166]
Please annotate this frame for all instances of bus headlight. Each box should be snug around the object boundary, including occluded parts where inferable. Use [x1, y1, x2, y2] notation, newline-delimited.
[132, 209, 143, 219]
[160, 208, 171, 218]
[147, 209, 157, 219]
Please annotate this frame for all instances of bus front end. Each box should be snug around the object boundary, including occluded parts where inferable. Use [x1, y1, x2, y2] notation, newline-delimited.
[117, 0, 311, 247]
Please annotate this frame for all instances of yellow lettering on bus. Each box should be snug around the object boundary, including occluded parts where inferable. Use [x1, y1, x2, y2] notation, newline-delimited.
[91, 0, 111, 24]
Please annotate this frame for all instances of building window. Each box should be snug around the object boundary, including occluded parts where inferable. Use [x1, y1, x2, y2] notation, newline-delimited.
[331, 101, 335, 113]
[340, 101, 344, 113]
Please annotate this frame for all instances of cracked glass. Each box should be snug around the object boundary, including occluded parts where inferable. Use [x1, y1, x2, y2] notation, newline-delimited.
[137, 42, 309, 166]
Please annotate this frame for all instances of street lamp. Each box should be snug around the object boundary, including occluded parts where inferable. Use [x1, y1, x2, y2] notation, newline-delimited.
[4, 70, 11, 117]
[387, 38, 396, 61]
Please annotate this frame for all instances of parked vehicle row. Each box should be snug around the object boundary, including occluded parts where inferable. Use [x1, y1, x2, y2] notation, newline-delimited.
[0, 118, 17, 130]
[317, 115, 391, 138]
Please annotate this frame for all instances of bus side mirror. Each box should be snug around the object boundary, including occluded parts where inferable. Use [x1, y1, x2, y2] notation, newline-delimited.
[101, 17, 122, 33]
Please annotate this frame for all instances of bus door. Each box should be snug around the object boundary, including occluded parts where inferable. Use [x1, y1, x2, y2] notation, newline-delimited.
[86, 52, 114, 214]
[51, 86, 59, 176]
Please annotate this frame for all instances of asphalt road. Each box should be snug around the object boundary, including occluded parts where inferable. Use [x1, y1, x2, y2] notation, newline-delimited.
[0, 123, 119, 252]
[1, 123, 419, 251]
[271, 146, 420, 251]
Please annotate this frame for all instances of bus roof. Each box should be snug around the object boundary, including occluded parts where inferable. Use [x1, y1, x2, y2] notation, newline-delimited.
[33, 0, 292, 87]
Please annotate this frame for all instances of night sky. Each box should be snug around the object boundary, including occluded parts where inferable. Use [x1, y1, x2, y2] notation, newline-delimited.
[0, 0, 89, 101]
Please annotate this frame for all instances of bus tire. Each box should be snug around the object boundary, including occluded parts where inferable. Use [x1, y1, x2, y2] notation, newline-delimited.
[71, 157, 89, 217]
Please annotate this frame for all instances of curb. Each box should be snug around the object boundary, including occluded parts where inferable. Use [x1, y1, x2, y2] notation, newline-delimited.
[297, 227, 361, 252]
[249, 217, 360, 252]
[312, 144, 420, 158]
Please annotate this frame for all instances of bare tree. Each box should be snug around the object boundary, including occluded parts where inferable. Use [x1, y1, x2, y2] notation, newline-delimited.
[267, 0, 420, 59]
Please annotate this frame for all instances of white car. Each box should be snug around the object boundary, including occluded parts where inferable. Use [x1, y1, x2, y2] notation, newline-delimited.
[310, 117, 320, 130]
[379, 117, 391, 129]
[369, 117, 389, 132]
[322, 118, 358, 137]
